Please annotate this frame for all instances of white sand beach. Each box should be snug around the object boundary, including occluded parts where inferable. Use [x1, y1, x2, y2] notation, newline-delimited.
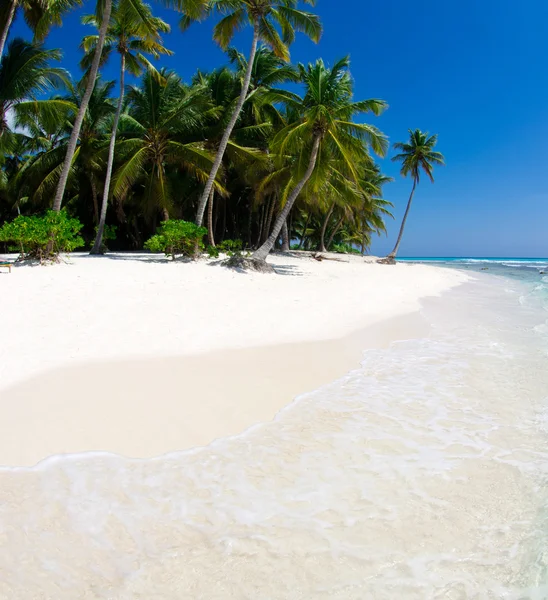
[2, 254, 548, 599]
[0, 252, 466, 466]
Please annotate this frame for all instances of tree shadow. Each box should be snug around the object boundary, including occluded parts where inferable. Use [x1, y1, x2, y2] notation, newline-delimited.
[96, 252, 182, 265]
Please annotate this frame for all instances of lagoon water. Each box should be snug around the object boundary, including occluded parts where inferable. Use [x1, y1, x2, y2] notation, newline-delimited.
[1, 260, 547, 599]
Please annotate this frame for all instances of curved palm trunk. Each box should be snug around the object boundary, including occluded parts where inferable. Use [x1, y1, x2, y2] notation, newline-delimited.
[326, 213, 345, 250]
[297, 212, 310, 250]
[91, 52, 125, 255]
[281, 220, 289, 251]
[207, 187, 215, 246]
[387, 178, 417, 259]
[319, 203, 334, 252]
[195, 20, 260, 227]
[253, 135, 321, 262]
[0, 0, 16, 62]
[91, 176, 99, 224]
[264, 194, 276, 244]
[52, 0, 112, 212]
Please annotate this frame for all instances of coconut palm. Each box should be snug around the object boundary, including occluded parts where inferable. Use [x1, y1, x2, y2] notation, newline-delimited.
[111, 69, 218, 222]
[51, 0, 113, 213]
[251, 56, 388, 262]
[12, 78, 115, 214]
[384, 129, 445, 261]
[0, 38, 71, 135]
[0, 0, 82, 61]
[81, 1, 172, 254]
[179, 0, 322, 229]
[193, 65, 270, 245]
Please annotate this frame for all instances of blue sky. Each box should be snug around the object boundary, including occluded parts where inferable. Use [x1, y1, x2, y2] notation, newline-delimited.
[10, 0, 548, 257]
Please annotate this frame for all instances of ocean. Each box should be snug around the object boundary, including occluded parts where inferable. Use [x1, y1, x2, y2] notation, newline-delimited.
[1, 258, 547, 599]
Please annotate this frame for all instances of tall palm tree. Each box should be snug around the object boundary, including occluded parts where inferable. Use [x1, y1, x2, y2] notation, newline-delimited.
[179, 0, 322, 229]
[0, 0, 81, 61]
[51, 0, 113, 212]
[252, 57, 388, 262]
[383, 129, 445, 261]
[194, 65, 268, 245]
[111, 70, 218, 222]
[82, 0, 172, 254]
[0, 38, 70, 135]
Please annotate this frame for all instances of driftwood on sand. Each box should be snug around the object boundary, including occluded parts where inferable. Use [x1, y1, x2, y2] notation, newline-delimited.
[311, 253, 347, 263]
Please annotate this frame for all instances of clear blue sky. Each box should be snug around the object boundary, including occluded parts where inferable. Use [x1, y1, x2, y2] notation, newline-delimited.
[10, 0, 548, 257]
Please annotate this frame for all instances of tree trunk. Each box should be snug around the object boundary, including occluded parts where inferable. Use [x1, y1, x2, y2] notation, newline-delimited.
[326, 213, 345, 250]
[195, 20, 260, 227]
[0, 0, 16, 62]
[387, 178, 417, 259]
[319, 203, 334, 252]
[207, 186, 215, 246]
[51, 0, 112, 212]
[91, 176, 99, 225]
[91, 51, 125, 255]
[115, 198, 126, 223]
[256, 204, 264, 247]
[253, 135, 321, 262]
[298, 212, 310, 250]
[162, 208, 169, 221]
[281, 220, 290, 251]
[264, 194, 276, 243]
[220, 197, 226, 243]
[246, 200, 252, 248]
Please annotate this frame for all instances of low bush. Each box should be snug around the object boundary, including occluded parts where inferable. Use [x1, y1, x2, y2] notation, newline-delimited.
[206, 245, 220, 258]
[331, 242, 361, 255]
[206, 239, 244, 259]
[0, 210, 84, 262]
[144, 220, 207, 259]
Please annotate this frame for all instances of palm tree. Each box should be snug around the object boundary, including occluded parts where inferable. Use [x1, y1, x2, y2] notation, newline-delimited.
[0, 0, 81, 61]
[111, 70, 218, 222]
[11, 78, 115, 214]
[0, 38, 70, 135]
[180, 0, 322, 229]
[383, 129, 445, 262]
[51, 0, 113, 212]
[82, 0, 172, 254]
[251, 57, 388, 262]
[194, 65, 269, 246]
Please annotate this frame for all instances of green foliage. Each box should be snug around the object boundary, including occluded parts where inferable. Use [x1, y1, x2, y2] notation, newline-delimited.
[144, 220, 207, 259]
[392, 129, 445, 183]
[206, 239, 244, 258]
[206, 245, 220, 258]
[218, 239, 243, 255]
[0, 210, 84, 262]
[93, 224, 117, 252]
[331, 242, 360, 255]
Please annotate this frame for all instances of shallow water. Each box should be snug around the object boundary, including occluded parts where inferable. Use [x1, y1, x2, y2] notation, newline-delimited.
[1, 266, 548, 599]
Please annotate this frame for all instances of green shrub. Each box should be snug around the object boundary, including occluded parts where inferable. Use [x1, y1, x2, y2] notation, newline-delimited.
[0, 210, 84, 262]
[205, 240, 243, 259]
[218, 239, 243, 256]
[331, 242, 361, 255]
[206, 245, 220, 258]
[144, 220, 207, 259]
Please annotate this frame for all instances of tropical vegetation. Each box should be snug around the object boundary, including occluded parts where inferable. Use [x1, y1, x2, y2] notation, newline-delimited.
[384, 129, 445, 261]
[0, 0, 442, 265]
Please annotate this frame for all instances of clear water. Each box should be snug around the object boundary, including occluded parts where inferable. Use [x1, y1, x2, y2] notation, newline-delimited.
[1, 260, 547, 599]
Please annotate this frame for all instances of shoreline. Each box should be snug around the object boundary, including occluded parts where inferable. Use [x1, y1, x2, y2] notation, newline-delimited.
[2, 259, 547, 597]
[0, 252, 468, 467]
[1, 311, 427, 467]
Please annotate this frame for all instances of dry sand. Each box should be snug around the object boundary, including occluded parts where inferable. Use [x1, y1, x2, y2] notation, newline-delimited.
[0, 252, 467, 466]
